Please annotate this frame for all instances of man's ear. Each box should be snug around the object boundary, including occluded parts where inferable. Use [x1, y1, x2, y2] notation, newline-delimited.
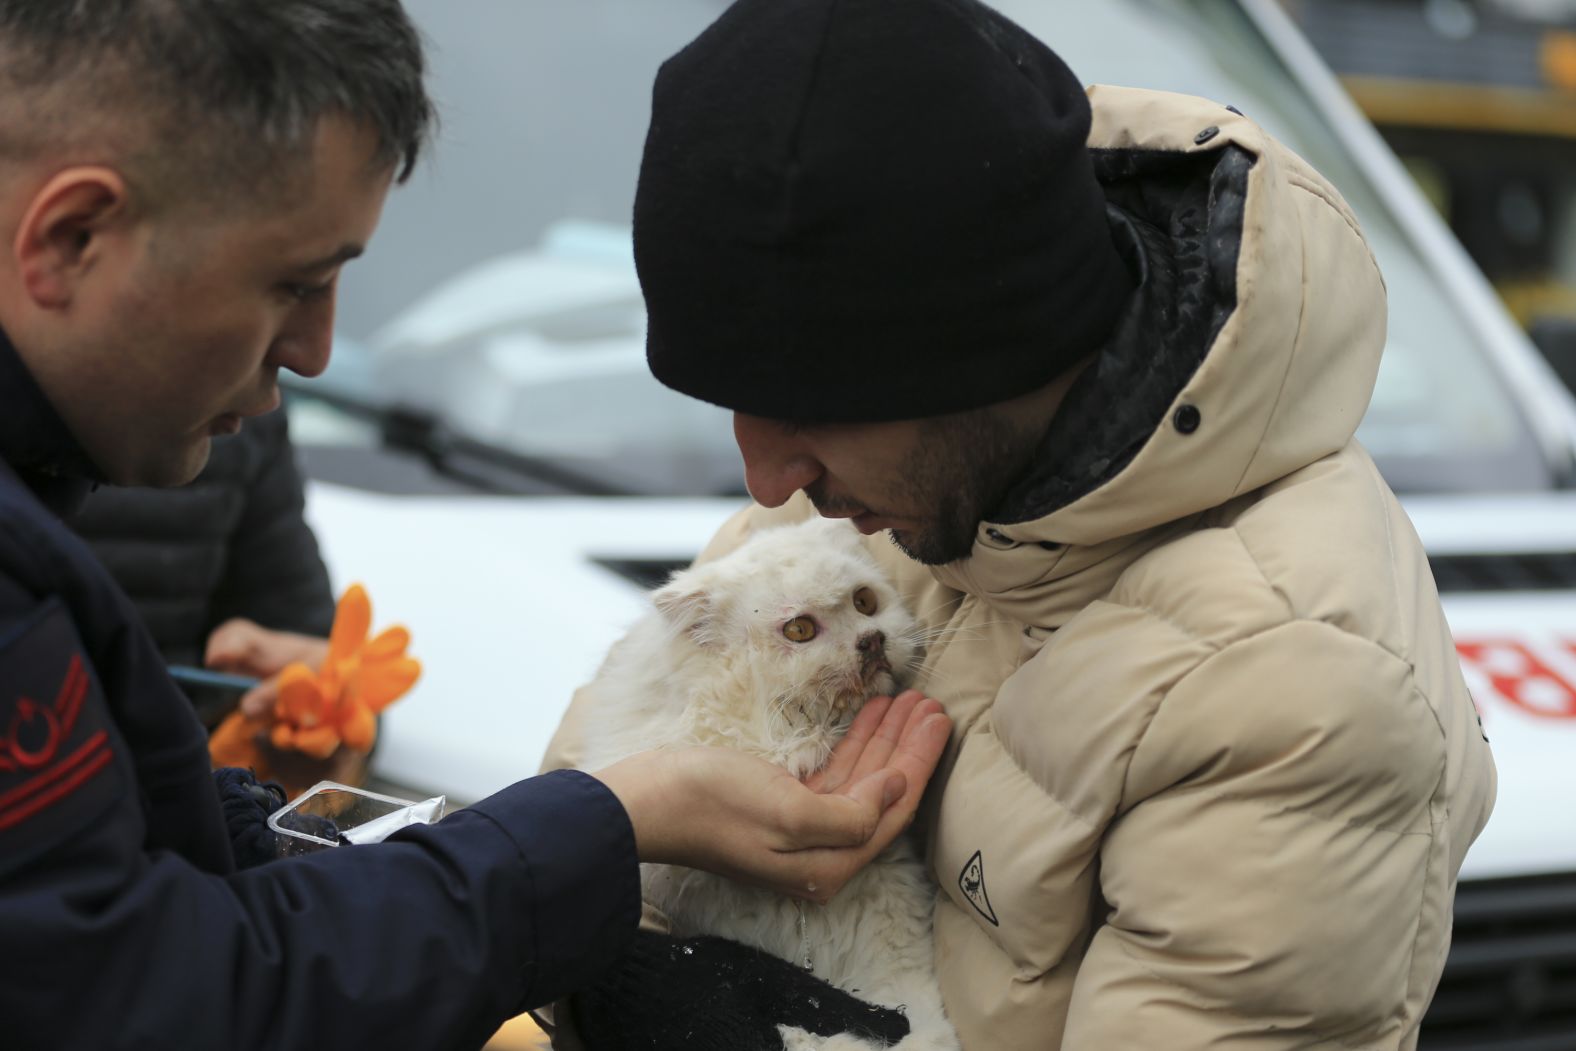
[14, 166, 130, 309]
[652, 572, 716, 645]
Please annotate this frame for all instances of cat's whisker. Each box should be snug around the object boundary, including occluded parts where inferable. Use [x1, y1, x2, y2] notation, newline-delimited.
[903, 618, 1018, 645]
[920, 594, 968, 619]
[904, 622, 980, 639]
[913, 666, 958, 691]
[909, 618, 1016, 636]
[903, 626, 987, 646]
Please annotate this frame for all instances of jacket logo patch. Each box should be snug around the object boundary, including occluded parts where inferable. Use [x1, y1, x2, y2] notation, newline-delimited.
[0, 653, 112, 830]
[959, 850, 999, 927]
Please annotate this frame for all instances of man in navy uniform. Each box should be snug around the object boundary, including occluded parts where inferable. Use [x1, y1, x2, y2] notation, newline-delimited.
[0, 3, 950, 1047]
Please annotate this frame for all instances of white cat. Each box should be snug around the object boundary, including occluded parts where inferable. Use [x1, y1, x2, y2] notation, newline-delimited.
[575, 517, 959, 1051]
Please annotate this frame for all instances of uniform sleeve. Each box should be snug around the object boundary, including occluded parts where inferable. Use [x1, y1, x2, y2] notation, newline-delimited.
[0, 583, 640, 1051]
[1061, 620, 1451, 1049]
[206, 410, 337, 638]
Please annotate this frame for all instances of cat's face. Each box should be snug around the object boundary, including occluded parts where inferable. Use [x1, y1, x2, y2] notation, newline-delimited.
[654, 520, 921, 731]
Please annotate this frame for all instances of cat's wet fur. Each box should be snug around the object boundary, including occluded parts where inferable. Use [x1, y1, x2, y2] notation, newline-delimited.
[576, 518, 960, 1051]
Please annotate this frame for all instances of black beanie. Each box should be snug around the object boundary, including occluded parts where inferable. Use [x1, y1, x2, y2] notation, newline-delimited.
[636, 0, 1135, 423]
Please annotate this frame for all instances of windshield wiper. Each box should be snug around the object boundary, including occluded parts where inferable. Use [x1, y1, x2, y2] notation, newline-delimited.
[282, 380, 637, 497]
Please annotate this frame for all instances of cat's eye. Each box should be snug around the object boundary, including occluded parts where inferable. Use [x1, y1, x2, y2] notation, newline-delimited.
[853, 587, 879, 616]
[782, 616, 818, 643]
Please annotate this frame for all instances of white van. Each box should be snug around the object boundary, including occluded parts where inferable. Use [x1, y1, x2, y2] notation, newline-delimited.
[294, 2, 1576, 1045]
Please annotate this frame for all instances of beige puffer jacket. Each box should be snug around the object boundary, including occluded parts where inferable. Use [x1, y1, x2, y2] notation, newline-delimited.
[544, 86, 1496, 1050]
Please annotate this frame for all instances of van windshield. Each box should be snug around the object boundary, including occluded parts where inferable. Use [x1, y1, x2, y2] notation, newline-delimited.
[320, 0, 1554, 496]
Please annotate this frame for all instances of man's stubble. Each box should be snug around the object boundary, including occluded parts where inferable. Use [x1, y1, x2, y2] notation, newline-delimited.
[835, 408, 1042, 567]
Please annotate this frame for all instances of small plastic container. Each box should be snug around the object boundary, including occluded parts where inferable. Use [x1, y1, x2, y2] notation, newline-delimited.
[268, 781, 447, 858]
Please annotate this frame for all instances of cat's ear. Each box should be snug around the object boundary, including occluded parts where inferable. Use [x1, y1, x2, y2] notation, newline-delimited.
[652, 576, 715, 644]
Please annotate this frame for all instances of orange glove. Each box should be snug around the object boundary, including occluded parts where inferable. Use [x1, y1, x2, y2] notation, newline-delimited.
[209, 584, 421, 767]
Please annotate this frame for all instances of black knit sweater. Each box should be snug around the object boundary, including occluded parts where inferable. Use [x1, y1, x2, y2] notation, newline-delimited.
[69, 409, 335, 667]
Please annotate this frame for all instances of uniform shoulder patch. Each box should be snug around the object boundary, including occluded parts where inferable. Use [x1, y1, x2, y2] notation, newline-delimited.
[0, 598, 119, 852]
[959, 849, 999, 927]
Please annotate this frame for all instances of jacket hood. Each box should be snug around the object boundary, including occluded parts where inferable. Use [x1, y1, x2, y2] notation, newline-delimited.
[934, 86, 1387, 611]
[996, 86, 1384, 545]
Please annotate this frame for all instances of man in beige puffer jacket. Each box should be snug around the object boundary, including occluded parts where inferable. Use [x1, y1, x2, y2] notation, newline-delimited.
[544, 0, 1497, 1047]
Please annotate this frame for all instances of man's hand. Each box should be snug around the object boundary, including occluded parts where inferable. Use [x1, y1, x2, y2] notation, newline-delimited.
[204, 617, 330, 718]
[592, 690, 951, 904]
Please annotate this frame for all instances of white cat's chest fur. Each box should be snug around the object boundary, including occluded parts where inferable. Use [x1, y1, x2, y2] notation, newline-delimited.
[574, 520, 960, 1050]
[597, 709, 957, 1051]
[643, 838, 935, 990]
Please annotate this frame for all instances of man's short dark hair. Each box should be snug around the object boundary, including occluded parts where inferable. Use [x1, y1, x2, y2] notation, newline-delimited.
[0, 0, 434, 204]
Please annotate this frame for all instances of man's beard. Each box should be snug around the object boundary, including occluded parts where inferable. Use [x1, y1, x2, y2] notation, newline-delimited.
[878, 409, 1044, 566]
[887, 493, 984, 566]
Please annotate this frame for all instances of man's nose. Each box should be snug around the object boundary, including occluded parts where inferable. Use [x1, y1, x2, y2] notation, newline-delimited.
[733, 412, 822, 509]
[268, 296, 337, 379]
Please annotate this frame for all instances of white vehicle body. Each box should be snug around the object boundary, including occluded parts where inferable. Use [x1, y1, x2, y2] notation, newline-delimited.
[296, 1, 1576, 1044]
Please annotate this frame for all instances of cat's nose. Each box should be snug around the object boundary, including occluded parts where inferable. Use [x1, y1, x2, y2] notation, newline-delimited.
[857, 630, 886, 654]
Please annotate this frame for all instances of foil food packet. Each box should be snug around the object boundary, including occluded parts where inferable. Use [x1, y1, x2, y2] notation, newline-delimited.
[267, 781, 448, 857]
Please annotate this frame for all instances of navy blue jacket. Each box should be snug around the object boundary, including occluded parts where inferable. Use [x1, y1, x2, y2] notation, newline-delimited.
[0, 333, 639, 1050]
